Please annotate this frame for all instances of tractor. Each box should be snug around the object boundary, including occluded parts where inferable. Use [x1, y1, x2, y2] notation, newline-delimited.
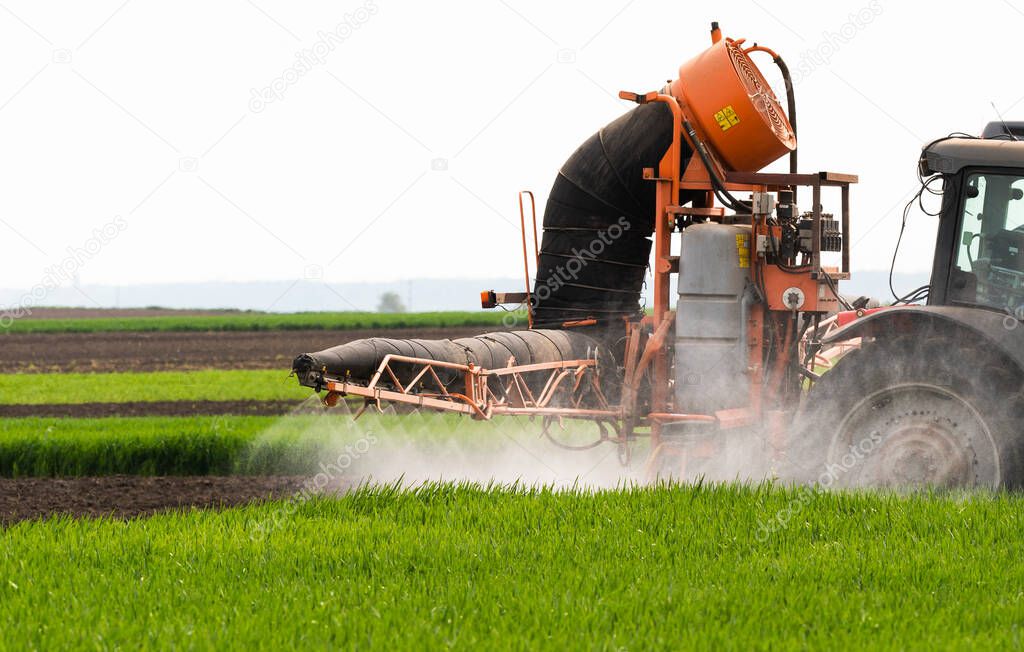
[790, 128, 1024, 488]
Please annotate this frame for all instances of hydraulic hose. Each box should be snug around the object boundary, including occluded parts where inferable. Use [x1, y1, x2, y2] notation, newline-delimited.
[682, 118, 749, 214]
[773, 55, 798, 199]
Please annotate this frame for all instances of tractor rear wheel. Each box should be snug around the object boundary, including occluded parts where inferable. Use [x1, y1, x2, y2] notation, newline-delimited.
[787, 337, 1024, 489]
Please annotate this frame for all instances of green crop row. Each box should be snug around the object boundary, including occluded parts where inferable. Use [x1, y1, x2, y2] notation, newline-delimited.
[0, 369, 313, 405]
[0, 410, 607, 478]
[4, 482, 1024, 649]
[1, 310, 509, 334]
[0, 414, 389, 476]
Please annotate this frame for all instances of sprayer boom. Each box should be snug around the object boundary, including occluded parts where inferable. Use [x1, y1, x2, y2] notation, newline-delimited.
[293, 22, 858, 479]
[321, 355, 616, 421]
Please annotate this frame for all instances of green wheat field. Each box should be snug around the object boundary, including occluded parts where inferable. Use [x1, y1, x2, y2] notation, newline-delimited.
[2, 311, 1022, 650]
[5, 483, 1024, 649]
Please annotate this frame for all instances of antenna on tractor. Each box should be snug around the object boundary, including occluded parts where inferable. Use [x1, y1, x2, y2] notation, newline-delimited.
[990, 101, 1019, 141]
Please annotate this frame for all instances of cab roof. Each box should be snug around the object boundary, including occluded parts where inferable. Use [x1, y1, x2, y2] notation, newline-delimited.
[921, 137, 1024, 175]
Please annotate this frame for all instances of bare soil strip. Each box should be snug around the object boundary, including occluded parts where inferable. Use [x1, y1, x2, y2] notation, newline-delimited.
[0, 400, 303, 418]
[15, 308, 246, 319]
[0, 475, 310, 524]
[0, 326, 486, 374]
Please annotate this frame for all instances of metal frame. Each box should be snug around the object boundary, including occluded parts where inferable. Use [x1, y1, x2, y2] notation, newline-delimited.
[323, 354, 621, 422]
[625, 88, 858, 461]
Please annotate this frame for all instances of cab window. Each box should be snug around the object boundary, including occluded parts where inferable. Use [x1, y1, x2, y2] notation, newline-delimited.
[952, 172, 1024, 313]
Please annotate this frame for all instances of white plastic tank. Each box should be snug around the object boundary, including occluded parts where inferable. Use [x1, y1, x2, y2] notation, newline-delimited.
[675, 223, 754, 415]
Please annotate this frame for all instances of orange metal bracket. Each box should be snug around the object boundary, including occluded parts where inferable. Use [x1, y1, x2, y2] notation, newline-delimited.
[517, 190, 539, 329]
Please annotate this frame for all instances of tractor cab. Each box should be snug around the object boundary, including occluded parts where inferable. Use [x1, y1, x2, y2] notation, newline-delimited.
[923, 132, 1024, 319]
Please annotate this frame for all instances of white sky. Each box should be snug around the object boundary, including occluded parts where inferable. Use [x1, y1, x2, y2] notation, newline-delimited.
[1, 0, 1022, 291]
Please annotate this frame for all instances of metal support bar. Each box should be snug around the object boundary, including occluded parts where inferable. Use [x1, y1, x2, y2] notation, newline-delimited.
[322, 354, 610, 423]
[518, 190, 538, 329]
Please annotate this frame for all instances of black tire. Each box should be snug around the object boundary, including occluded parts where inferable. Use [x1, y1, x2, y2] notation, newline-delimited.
[786, 336, 1024, 489]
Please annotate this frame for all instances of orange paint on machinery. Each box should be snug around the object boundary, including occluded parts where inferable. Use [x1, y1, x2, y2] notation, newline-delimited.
[669, 38, 796, 172]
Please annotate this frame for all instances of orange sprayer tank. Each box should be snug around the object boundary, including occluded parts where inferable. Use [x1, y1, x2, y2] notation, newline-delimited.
[668, 37, 796, 172]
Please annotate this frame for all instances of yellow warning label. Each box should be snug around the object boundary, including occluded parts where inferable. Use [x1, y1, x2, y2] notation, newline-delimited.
[736, 234, 750, 268]
[714, 105, 740, 131]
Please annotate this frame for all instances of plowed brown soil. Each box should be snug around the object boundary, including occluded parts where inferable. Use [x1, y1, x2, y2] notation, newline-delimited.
[0, 327, 485, 374]
[0, 475, 317, 524]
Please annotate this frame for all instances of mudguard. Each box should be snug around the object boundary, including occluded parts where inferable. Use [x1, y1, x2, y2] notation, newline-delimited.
[822, 306, 1024, 373]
